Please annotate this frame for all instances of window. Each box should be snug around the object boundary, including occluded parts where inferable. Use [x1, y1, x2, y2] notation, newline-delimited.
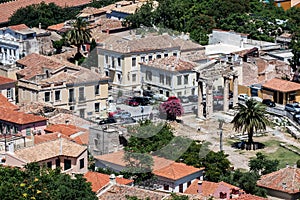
[47, 161, 52, 168]
[117, 57, 121, 66]
[184, 75, 189, 85]
[111, 56, 115, 68]
[177, 76, 182, 85]
[157, 54, 161, 59]
[187, 181, 191, 187]
[80, 158, 84, 169]
[79, 87, 85, 101]
[105, 71, 109, 76]
[95, 85, 100, 95]
[26, 128, 31, 136]
[64, 159, 71, 171]
[179, 184, 183, 193]
[164, 53, 168, 57]
[117, 74, 122, 82]
[163, 184, 169, 190]
[177, 92, 182, 97]
[55, 90, 61, 101]
[6, 88, 12, 99]
[132, 57, 136, 67]
[146, 71, 152, 81]
[173, 52, 177, 56]
[149, 55, 153, 61]
[69, 89, 74, 102]
[132, 74, 137, 82]
[105, 55, 108, 64]
[55, 159, 60, 168]
[159, 74, 164, 84]
[79, 109, 85, 118]
[95, 103, 100, 112]
[166, 76, 171, 86]
[70, 106, 74, 111]
[141, 56, 145, 62]
[45, 92, 50, 102]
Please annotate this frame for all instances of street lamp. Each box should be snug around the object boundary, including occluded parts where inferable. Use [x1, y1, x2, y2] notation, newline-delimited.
[218, 119, 225, 152]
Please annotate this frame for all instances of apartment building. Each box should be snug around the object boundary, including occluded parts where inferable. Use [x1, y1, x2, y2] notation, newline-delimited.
[97, 33, 206, 90]
[16, 53, 109, 119]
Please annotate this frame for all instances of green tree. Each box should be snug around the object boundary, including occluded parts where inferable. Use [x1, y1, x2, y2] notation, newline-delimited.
[249, 152, 279, 175]
[66, 18, 92, 60]
[231, 99, 269, 148]
[9, 2, 79, 29]
[289, 31, 300, 73]
[170, 193, 189, 200]
[0, 163, 97, 200]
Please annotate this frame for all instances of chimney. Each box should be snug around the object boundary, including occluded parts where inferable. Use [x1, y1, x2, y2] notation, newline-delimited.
[197, 180, 203, 194]
[109, 174, 116, 185]
[39, 23, 41, 29]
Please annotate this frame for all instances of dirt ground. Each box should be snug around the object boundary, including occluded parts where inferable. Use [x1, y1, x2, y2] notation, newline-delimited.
[172, 112, 300, 170]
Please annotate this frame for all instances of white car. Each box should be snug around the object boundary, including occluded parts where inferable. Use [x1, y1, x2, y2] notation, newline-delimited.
[238, 94, 249, 101]
[153, 94, 168, 101]
[250, 96, 263, 102]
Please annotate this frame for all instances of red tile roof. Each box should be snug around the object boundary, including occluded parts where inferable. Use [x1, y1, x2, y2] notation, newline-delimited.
[0, 107, 47, 125]
[0, 0, 90, 24]
[184, 180, 240, 196]
[8, 24, 29, 31]
[0, 94, 18, 110]
[233, 194, 267, 200]
[72, 132, 89, 145]
[257, 167, 300, 194]
[0, 76, 16, 85]
[153, 162, 204, 181]
[84, 171, 133, 193]
[47, 22, 65, 31]
[263, 78, 300, 93]
[44, 124, 85, 137]
[34, 132, 69, 145]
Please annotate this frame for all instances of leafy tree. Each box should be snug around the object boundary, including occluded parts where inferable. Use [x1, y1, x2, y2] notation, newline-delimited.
[0, 163, 97, 200]
[289, 31, 300, 73]
[9, 2, 79, 29]
[89, 0, 119, 8]
[170, 193, 189, 200]
[231, 99, 269, 147]
[249, 152, 279, 175]
[159, 99, 184, 121]
[65, 18, 92, 60]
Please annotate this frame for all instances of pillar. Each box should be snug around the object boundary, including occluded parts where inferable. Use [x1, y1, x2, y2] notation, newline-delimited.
[197, 81, 204, 118]
[223, 77, 229, 112]
[233, 75, 238, 107]
[206, 83, 213, 119]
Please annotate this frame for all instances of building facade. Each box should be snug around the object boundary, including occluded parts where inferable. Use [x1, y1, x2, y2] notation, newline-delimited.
[16, 53, 109, 120]
[0, 76, 16, 103]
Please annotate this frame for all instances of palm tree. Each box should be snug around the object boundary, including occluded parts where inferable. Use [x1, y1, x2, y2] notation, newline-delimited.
[231, 99, 269, 149]
[66, 18, 91, 59]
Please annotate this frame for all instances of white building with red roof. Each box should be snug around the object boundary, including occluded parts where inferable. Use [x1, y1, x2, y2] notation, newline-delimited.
[0, 24, 39, 65]
[257, 166, 300, 200]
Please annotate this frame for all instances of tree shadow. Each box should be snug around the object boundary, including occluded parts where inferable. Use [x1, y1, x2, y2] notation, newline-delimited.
[231, 141, 265, 151]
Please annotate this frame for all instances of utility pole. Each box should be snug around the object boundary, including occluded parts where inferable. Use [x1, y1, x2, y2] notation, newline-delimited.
[218, 119, 224, 152]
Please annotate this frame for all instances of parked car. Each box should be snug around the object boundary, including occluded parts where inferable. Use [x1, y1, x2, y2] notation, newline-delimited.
[178, 96, 190, 103]
[144, 96, 156, 104]
[250, 96, 263, 102]
[293, 112, 300, 124]
[121, 117, 137, 124]
[188, 95, 198, 102]
[125, 98, 139, 106]
[262, 99, 276, 107]
[98, 118, 117, 125]
[153, 94, 168, 101]
[238, 94, 249, 101]
[285, 103, 300, 113]
[113, 111, 132, 119]
[143, 90, 154, 97]
[133, 96, 150, 106]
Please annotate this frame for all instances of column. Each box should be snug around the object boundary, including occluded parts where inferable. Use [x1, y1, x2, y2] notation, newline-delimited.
[197, 81, 203, 118]
[0, 47, 4, 63]
[206, 83, 213, 119]
[223, 77, 229, 112]
[233, 75, 238, 106]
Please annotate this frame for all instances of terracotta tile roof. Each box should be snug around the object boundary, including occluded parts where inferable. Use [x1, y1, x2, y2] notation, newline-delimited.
[0, 94, 18, 110]
[174, 38, 205, 52]
[47, 22, 65, 32]
[84, 171, 133, 193]
[142, 56, 198, 72]
[44, 124, 86, 137]
[80, 7, 106, 16]
[98, 184, 169, 200]
[8, 24, 29, 31]
[184, 180, 240, 196]
[0, 107, 47, 125]
[99, 35, 180, 53]
[233, 194, 267, 200]
[0, 0, 90, 24]
[95, 150, 174, 171]
[72, 132, 89, 145]
[257, 167, 300, 194]
[14, 138, 87, 163]
[93, 18, 124, 31]
[263, 78, 300, 92]
[34, 132, 69, 145]
[0, 76, 16, 85]
[48, 113, 93, 128]
[153, 162, 204, 181]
